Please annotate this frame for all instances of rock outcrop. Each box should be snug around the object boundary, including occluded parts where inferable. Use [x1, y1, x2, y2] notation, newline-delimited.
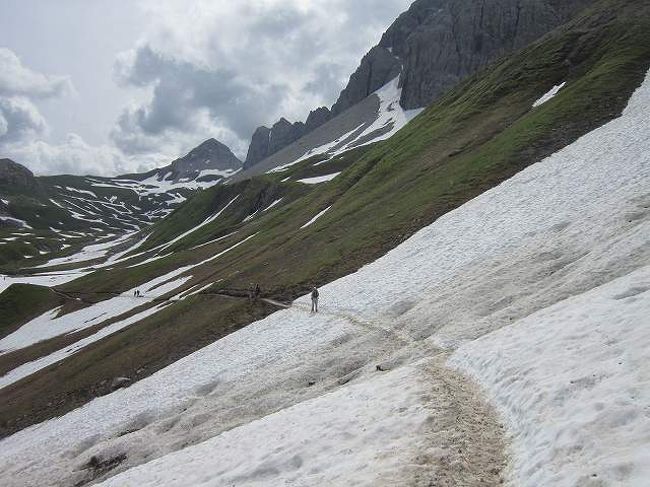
[0, 158, 37, 189]
[305, 107, 332, 133]
[331, 46, 402, 116]
[375, 0, 593, 109]
[244, 118, 308, 169]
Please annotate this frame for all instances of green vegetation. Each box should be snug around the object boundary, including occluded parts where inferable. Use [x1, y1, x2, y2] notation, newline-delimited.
[0, 284, 64, 341]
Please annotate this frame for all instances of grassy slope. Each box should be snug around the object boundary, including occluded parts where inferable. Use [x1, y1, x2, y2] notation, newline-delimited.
[1, 0, 649, 435]
[0, 284, 64, 341]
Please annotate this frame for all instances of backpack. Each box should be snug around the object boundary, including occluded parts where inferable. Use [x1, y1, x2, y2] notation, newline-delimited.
[312, 288, 319, 298]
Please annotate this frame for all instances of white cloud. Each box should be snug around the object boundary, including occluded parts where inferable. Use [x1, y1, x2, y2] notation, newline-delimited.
[1, 1, 413, 176]
[0, 96, 49, 142]
[3, 133, 162, 176]
[0, 47, 72, 149]
[0, 48, 144, 177]
[111, 0, 412, 157]
[0, 47, 73, 99]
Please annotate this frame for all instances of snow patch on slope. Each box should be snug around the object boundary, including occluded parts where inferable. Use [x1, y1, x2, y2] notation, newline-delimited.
[450, 266, 650, 486]
[533, 82, 566, 107]
[296, 172, 341, 185]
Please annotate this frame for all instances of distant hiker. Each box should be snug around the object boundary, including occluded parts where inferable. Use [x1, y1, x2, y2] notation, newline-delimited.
[254, 283, 261, 300]
[248, 283, 255, 304]
[311, 287, 319, 313]
[133, 290, 137, 297]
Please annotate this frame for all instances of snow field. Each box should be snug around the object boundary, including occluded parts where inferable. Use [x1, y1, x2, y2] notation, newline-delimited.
[0, 233, 259, 388]
[0, 302, 172, 389]
[0, 269, 92, 295]
[0, 70, 648, 487]
[450, 265, 650, 486]
[0, 266, 193, 354]
[97, 363, 432, 487]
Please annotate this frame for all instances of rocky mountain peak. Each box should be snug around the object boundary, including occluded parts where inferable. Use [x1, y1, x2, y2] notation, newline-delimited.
[161, 138, 242, 182]
[378, 0, 594, 109]
[244, 119, 307, 170]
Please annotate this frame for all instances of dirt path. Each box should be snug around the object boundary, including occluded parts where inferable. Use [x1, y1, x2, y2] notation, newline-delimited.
[291, 301, 509, 486]
[408, 356, 507, 486]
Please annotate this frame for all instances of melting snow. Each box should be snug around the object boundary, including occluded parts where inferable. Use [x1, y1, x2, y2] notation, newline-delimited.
[533, 82, 566, 107]
[296, 172, 341, 185]
[300, 206, 332, 228]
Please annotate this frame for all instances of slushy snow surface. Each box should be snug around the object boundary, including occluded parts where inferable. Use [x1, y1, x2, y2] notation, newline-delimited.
[1, 71, 650, 486]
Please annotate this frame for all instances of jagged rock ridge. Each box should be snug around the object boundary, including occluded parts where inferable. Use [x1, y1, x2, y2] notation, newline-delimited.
[244, 0, 594, 169]
[244, 112, 330, 170]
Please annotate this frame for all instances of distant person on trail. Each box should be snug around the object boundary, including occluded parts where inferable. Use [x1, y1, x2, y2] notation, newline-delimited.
[254, 283, 261, 300]
[311, 287, 319, 313]
[248, 283, 255, 304]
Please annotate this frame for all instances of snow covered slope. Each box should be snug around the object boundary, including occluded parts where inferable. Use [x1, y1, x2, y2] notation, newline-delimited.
[232, 77, 423, 180]
[0, 139, 242, 268]
[1, 56, 648, 487]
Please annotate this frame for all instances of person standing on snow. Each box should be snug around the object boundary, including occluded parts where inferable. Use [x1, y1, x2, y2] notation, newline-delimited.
[311, 287, 319, 313]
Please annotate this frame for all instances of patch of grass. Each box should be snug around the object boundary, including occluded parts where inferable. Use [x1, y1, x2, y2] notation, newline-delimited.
[0, 284, 64, 340]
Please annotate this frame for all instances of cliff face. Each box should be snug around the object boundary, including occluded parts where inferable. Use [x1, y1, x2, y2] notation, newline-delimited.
[244, 0, 594, 169]
[330, 46, 402, 116]
[373, 0, 594, 109]
[244, 118, 308, 169]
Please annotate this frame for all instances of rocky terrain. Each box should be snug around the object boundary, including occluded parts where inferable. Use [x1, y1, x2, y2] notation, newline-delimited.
[128, 138, 242, 184]
[243, 0, 595, 171]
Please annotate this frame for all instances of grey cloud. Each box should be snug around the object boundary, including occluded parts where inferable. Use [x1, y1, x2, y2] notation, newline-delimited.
[0, 96, 48, 143]
[111, 0, 412, 163]
[112, 45, 287, 154]
[304, 63, 348, 100]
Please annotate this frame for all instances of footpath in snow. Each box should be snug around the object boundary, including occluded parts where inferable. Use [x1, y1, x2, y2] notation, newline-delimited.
[0, 70, 649, 486]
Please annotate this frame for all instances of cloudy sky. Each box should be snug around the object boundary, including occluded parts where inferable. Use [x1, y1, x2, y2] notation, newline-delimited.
[0, 0, 412, 176]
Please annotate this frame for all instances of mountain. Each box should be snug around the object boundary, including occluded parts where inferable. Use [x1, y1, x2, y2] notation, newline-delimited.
[0, 138, 241, 268]
[242, 0, 595, 172]
[339, 0, 595, 111]
[244, 119, 306, 169]
[1, 0, 649, 484]
[129, 138, 242, 184]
